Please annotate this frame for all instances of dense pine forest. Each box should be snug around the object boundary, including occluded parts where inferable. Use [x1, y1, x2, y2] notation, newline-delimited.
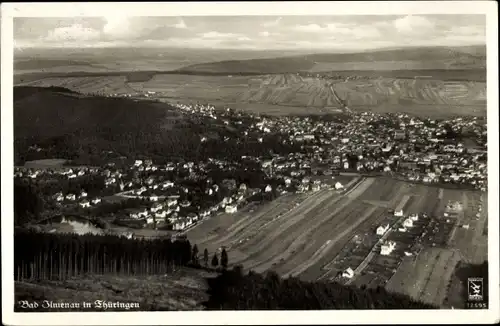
[15, 229, 437, 310]
[14, 229, 193, 281]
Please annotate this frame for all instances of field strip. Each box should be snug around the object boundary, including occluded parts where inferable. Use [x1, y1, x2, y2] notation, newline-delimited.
[345, 177, 374, 198]
[273, 203, 374, 276]
[284, 205, 379, 278]
[189, 193, 307, 247]
[362, 200, 391, 208]
[447, 192, 468, 246]
[228, 190, 337, 264]
[320, 207, 387, 272]
[249, 194, 348, 272]
[234, 190, 334, 244]
[216, 193, 316, 249]
[395, 195, 411, 212]
[438, 189, 444, 200]
[237, 190, 344, 267]
[342, 176, 362, 191]
[415, 251, 442, 300]
[419, 249, 458, 306]
[432, 250, 461, 307]
[226, 195, 302, 233]
[254, 179, 378, 273]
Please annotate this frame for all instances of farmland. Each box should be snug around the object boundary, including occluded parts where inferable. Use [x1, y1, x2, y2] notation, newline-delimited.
[186, 176, 486, 308]
[18, 76, 135, 95]
[17, 73, 487, 117]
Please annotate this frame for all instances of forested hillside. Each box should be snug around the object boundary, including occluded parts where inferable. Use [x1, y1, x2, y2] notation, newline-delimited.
[15, 229, 437, 311]
[14, 86, 301, 165]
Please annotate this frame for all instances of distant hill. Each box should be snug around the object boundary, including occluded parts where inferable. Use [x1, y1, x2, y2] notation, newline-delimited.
[14, 59, 97, 71]
[177, 46, 486, 74]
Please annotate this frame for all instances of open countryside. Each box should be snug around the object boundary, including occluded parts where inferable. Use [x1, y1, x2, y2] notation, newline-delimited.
[17, 72, 486, 117]
[184, 176, 487, 307]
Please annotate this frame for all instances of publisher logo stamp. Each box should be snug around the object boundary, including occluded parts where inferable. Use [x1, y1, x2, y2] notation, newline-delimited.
[468, 277, 484, 301]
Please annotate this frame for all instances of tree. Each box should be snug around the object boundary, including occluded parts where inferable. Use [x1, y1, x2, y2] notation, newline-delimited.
[192, 244, 199, 266]
[14, 179, 44, 226]
[203, 248, 209, 267]
[220, 248, 228, 269]
[211, 253, 219, 268]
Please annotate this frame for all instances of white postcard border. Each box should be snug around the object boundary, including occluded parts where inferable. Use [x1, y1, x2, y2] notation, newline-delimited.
[2, 2, 499, 325]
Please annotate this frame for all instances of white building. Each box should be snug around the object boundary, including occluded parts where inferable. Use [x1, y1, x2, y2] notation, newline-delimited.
[150, 195, 159, 202]
[66, 194, 76, 201]
[162, 181, 175, 189]
[343, 162, 349, 169]
[55, 193, 64, 202]
[335, 182, 344, 190]
[173, 221, 186, 231]
[394, 209, 404, 217]
[225, 205, 238, 214]
[134, 160, 143, 167]
[137, 209, 148, 218]
[222, 197, 232, 206]
[79, 200, 90, 208]
[91, 198, 101, 205]
[180, 200, 191, 207]
[265, 184, 273, 193]
[80, 190, 88, 198]
[166, 198, 178, 207]
[398, 227, 407, 232]
[342, 267, 354, 279]
[403, 218, 414, 228]
[151, 203, 163, 212]
[409, 214, 419, 221]
[404, 251, 413, 256]
[155, 211, 168, 219]
[380, 241, 396, 256]
[376, 224, 390, 236]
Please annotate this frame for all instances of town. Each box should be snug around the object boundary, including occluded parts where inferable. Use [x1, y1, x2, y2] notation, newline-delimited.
[15, 99, 487, 239]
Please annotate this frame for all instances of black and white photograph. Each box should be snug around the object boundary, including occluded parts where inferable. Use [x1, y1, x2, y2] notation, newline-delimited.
[2, 2, 499, 325]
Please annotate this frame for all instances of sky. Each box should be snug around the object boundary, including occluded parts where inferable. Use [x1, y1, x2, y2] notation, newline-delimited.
[13, 15, 486, 51]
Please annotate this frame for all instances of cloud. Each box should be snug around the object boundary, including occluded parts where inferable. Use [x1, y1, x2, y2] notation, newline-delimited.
[201, 31, 240, 39]
[14, 15, 486, 50]
[292, 23, 381, 40]
[45, 24, 101, 42]
[393, 15, 434, 33]
[448, 25, 485, 37]
[173, 18, 187, 29]
[102, 16, 134, 39]
[294, 23, 324, 33]
[262, 17, 282, 27]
